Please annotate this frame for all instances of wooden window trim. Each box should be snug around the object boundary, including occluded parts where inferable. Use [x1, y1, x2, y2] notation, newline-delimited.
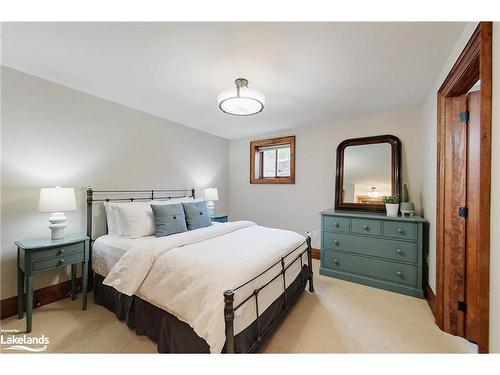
[250, 136, 296, 184]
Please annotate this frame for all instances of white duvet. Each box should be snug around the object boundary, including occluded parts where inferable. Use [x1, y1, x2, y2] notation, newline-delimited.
[102, 221, 308, 353]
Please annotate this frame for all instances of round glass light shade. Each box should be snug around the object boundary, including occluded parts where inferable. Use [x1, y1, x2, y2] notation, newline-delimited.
[217, 87, 265, 116]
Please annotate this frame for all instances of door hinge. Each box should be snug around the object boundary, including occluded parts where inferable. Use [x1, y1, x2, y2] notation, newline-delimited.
[459, 207, 468, 218]
[458, 301, 467, 313]
[459, 111, 469, 123]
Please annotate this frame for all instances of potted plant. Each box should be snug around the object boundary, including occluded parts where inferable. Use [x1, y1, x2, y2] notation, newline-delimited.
[400, 183, 415, 216]
[383, 195, 400, 217]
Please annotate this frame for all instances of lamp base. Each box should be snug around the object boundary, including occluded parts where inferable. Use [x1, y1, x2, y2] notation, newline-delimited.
[206, 200, 215, 215]
[49, 212, 67, 240]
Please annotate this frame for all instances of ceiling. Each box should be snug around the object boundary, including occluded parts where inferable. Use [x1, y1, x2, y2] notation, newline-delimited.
[1, 22, 465, 139]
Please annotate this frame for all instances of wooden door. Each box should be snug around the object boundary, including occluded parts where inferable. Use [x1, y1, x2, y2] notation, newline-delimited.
[464, 90, 480, 344]
[442, 91, 481, 343]
[442, 95, 468, 336]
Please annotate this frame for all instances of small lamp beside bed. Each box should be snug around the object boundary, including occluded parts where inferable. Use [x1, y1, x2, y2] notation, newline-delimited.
[38, 186, 77, 239]
[203, 188, 218, 215]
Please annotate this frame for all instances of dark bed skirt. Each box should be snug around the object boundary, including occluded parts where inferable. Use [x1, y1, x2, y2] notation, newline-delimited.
[93, 265, 310, 353]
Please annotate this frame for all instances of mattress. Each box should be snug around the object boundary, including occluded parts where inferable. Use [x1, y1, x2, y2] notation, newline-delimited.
[92, 221, 308, 353]
[92, 222, 225, 276]
[92, 234, 136, 277]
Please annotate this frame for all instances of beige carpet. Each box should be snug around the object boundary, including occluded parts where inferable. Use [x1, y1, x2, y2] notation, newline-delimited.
[0, 260, 474, 353]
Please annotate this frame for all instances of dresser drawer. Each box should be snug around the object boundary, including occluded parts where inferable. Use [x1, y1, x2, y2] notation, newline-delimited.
[322, 232, 418, 263]
[211, 216, 228, 223]
[33, 252, 84, 272]
[322, 251, 418, 286]
[383, 221, 418, 241]
[32, 242, 85, 260]
[323, 216, 350, 232]
[351, 218, 381, 236]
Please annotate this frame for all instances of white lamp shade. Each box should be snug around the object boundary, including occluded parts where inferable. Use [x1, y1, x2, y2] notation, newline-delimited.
[204, 188, 219, 201]
[39, 187, 77, 213]
[217, 87, 265, 116]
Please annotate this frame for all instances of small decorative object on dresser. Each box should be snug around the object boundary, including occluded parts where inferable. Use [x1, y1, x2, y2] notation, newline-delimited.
[382, 194, 400, 217]
[16, 234, 90, 333]
[38, 186, 77, 239]
[400, 184, 416, 216]
[203, 187, 219, 215]
[210, 213, 228, 223]
[320, 210, 425, 298]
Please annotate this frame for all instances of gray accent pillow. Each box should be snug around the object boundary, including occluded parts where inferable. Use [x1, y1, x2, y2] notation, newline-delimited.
[182, 201, 212, 230]
[150, 203, 187, 237]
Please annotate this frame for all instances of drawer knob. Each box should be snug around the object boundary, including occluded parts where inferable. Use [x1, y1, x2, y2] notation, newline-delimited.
[59, 259, 65, 265]
[333, 239, 339, 245]
[363, 225, 369, 230]
[58, 249, 65, 255]
[396, 248, 402, 254]
[333, 222, 339, 227]
[396, 271, 402, 277]
[333, 258, 339, 264]
[397, 228, 403, 233]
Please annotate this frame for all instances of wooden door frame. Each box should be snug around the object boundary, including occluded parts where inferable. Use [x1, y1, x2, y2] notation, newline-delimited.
[435, 22, 492, 353]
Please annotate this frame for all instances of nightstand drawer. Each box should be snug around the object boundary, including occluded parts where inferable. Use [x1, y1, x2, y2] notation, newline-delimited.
[383, 221, 418, 241]
[211, 215, 228, 223]
[351, 218, 381, 236]
[323, 216, 350, 232]
[32, 242, 85, 260]
[322, 251, 418, 286]
[33, 252, 84, 272]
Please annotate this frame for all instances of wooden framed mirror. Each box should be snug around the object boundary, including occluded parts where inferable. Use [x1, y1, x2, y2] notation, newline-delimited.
[335, 135, 401, 212]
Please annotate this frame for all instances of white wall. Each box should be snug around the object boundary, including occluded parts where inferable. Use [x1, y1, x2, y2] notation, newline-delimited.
[489, 22, 500, 354]
[229, 107, 423, 249]
[0, 67, 230, 300]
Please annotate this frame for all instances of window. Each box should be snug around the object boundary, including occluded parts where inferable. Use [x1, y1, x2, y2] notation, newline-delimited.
[250, 136, 295, 184]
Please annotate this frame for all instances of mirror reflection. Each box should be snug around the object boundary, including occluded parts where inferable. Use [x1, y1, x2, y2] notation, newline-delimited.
[342, 143, 392, 204]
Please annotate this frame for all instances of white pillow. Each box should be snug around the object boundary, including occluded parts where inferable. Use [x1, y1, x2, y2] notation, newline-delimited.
[104, 202, 120, 235]
[111, 197, 195, 238]
[114, 202, 155, 238]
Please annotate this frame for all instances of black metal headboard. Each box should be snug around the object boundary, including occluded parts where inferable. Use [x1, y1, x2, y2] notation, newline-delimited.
[86, 187, 195, 238]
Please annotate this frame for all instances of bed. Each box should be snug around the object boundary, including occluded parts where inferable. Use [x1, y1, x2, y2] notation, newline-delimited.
[86, 188, 314, 353]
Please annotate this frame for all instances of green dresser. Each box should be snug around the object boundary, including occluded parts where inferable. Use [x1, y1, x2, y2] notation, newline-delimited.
[320, 210, 425, 298]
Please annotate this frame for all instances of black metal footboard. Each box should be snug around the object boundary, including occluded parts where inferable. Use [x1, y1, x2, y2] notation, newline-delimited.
[223, 235, 314, 353]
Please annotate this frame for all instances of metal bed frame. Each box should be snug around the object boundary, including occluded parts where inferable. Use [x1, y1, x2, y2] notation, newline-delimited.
[86, 187, 314, 353]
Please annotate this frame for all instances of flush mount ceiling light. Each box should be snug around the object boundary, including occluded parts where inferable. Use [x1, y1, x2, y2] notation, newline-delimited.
[367, 186, 380, 198]
[217, 78, 265, 116]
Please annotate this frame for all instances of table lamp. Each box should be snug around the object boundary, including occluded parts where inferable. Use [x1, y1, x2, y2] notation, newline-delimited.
[39, 186, 77, 239]
[203, 188, 219, 215]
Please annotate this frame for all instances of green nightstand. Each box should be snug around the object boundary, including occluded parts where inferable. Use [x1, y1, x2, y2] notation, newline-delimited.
[210, 213, 228, 223]
[15, 234, 90, 333]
